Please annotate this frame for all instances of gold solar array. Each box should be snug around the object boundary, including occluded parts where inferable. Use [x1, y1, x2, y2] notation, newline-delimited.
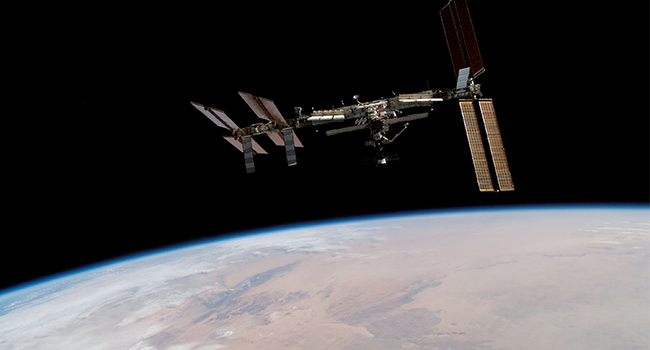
[459, 100, 494, 192]
[478, 99, 514, 191]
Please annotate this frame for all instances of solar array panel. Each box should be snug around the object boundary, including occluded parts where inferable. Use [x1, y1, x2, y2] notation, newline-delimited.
[266, 131, 285, 146]
[478, 99, 514, 191]
[190, 101, 239, 131]
[260, 99, 288, 126]
[459, 100, 494, 192]
[440, 0, 485, 78]
[238, 92, 270, 122]
[224, 136, 266, 154]
[239, 92, 288, 126]
[251, 138, 267, 155]
[440, 3, 466, 79]
[238, 92, 304, 149]
[223, 136, 243, 152]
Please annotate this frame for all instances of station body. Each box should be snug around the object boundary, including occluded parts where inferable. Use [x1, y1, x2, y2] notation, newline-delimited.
[189, 0, 514, 192]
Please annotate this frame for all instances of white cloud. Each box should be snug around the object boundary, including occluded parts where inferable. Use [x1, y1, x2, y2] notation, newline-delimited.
[591, 240, 623, 244]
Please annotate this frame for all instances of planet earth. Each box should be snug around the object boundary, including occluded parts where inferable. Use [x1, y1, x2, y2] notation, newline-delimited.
[1, 207, 648, 350]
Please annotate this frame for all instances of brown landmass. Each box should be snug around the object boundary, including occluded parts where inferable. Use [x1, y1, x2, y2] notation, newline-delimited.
[1, 210, 647, 350]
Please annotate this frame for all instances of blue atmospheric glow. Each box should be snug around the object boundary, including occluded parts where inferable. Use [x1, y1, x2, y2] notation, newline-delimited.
[2, 204, 647, 302]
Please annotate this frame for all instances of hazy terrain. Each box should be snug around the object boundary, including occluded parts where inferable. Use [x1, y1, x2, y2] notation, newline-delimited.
[1, 208, 648, 350]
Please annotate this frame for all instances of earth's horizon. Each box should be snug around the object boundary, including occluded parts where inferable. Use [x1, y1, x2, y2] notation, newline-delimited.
[1, 206, 648, 349]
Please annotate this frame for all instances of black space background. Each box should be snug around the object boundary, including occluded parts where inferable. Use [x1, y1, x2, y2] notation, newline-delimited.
[3, 2, 648, 292]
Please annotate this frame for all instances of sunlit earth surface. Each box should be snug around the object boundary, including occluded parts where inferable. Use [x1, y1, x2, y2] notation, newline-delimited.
[1, 207, 648, 350]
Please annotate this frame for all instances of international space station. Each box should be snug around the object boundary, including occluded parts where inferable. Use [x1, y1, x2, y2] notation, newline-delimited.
[190, 0, 514, 192]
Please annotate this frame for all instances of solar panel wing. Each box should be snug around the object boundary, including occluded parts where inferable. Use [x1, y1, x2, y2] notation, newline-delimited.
[238, 92, 289, 126]
[239, 91, 271, 122]
[478, 99, 514, 191]
[440, 2, 466, 77]
[191, 101, 238, 131]
[251, 137, 267, 155]
[292, 130, 303, 147]
[440, 0, 485, 79]
[266, 132, 285, 146]
[223, 136, 244, 152]
[454, 0, 484, 78]
[259, 98, 288, 126]
[459, 100, 494, 192]
[211, 109, 239, 131]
